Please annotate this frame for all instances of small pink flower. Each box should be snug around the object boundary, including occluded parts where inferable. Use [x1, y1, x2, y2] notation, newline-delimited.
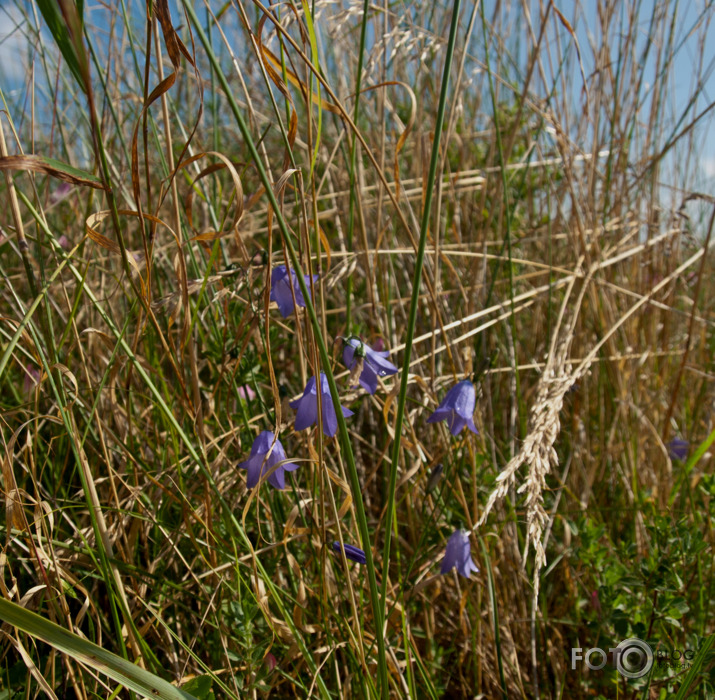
[23, 364, 40, 396]
[264, 652, 277, 671]
[57, 235, 70, 250]
[50, 182, 72, 205]
[237, 384, 256, 400]
[372, 337, 385, 352]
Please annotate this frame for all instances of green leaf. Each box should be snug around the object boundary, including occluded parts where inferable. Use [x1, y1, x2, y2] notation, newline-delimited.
[0, 598, 197, 700]
[0, 155, 105, 189]
[180, 676, 213, 699]
[673, 633, 715, 699]
[35, 0, 88, 92]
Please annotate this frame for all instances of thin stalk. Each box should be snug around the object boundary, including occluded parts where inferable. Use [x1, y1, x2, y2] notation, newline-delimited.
[480, 537, 508, 700]
[479, 1, 525, 435]
[181, 5, 389, 696]
[17, 194, 329, 699]
[380, 0, 463, 624]
[345, 0, 371, 334]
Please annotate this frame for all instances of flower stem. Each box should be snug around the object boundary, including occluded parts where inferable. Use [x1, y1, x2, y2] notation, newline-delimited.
[380, 0, 463, 624]
[182, 5, 388, 696]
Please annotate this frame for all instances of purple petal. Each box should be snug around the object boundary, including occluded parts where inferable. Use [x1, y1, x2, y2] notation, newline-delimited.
[239, 453, 264, 489]
[441, 530, 462, 574]
[294, 395, 318, 431]
[451, 380, 476, 420]
[343, 344, 357, 369]
[448, 414, 466, 436]
[459, 556, 480, 578]
[667, 438, 688, 461]
[359, 364, 379, 394]
[332, 542, 366, 564]
[364, 349, 398, 377]
[239, 432, 299, 490]
[321, 397, 338, 437]
[251, 431, 275, 455]
[270, 279, 296, 317]
[441, 529, 478, 578]
[271, 265, 288, 285]
[427, 407, 451, 424]
[293, 273, 317, 309]
[268, 465, 286, 490]
[290, 376, 317, 410]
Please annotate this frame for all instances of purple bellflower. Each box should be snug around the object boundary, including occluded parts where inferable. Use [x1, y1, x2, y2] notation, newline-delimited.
[342, 337, 399, 394]
[290, 372, 353, 437]
[238, 431, 299, 490]
[441, 529, 479, 578]
[332, 541, 366, 564]
[270, 265, 319, 318]
[427, 379, 478, 436]
[667, 438, 689, 461]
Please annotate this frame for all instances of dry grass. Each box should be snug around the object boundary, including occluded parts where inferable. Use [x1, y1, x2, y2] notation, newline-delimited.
[0, 0, 714, 697]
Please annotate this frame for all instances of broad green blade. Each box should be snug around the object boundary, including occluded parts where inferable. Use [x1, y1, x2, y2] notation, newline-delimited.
[0, 598, 197, 700]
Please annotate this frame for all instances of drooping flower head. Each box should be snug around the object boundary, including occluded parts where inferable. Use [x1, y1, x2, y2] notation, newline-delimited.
[667, 437, 689, 461]
[441, 529, 478, 578]
[290, 372, 353, 437]
[238, 431, 299, 490]
[270, 265, 319, 318]
[342, 337, 398, 394]
[427, 379, 478, 436]
[426, 463, 444, 494]
[23, 364, 40, 397]
[332, 541, 366, 564]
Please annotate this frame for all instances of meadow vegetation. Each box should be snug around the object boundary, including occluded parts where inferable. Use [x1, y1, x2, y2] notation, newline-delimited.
[0, 0, 714, 697]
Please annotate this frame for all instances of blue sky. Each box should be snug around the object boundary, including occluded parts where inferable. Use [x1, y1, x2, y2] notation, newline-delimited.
[1, 0, 713, 193]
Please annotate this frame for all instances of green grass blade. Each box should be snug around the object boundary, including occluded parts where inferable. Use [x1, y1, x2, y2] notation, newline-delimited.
[672, 633, 715, 700]
[381, 0, 463, 625]
[0, 598, 197, 700]
[480, 538, 508, 700]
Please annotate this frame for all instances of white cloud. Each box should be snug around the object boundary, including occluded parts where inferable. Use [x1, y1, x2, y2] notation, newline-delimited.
[702, 157, 715, 179]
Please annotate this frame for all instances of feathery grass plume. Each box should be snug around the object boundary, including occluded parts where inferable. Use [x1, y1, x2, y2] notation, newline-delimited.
[478, 276, 587, 604]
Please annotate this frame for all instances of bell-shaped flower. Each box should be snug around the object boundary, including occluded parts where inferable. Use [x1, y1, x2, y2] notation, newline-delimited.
[342, 337, 398, 394]
[238, 431, 299, 490]
[332, 541, 366, 564]
[667, 437, 689, 461]
[440, 529, 479, 578]
[270, 265, 318, 318]
[427, 379, 478, 436]
[290, 372, 353, 437]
